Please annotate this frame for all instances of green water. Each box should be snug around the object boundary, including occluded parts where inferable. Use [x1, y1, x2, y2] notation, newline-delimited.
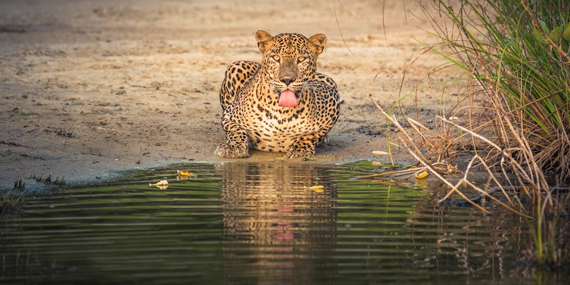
[1, 161, 567, 284]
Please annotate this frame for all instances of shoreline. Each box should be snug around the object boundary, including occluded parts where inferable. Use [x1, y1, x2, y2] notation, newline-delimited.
[1, 0, 454, 192]
[3, 150, 415, 192]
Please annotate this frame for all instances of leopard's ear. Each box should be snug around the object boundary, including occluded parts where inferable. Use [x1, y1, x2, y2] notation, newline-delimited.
[255, 30, 273, 53]
[308, 34, 327, 55]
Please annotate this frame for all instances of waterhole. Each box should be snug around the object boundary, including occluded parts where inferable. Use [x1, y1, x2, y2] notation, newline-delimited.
[1, 161, 566, 284]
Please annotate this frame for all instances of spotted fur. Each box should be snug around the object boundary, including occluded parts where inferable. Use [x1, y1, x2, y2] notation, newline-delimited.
[215, 30, 340, 159]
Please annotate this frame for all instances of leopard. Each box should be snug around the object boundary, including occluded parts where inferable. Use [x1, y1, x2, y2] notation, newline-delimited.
[215, 30, 340, 159]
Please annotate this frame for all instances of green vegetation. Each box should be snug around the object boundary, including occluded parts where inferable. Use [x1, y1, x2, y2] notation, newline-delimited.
[370, 0, 570, 268]
[418, 0, 570, 267]
[438, 0, 569, 178]
[0, 181, 26, 214]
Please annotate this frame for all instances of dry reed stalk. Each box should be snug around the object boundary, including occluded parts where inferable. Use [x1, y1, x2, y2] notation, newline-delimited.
[370, 82, 552, 220]
[369, 93, 492, 212]
[356, 167, 424, 180]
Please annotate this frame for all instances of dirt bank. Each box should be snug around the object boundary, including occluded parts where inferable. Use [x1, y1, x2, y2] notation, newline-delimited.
[0, 0, 460, 188]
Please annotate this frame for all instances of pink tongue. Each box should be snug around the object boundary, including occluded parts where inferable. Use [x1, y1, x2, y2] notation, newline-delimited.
[279, 90, 297, 107]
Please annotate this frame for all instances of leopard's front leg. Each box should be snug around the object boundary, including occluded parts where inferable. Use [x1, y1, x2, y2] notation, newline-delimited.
[215, 119, 250, 158]
[287, 131, 327, 159]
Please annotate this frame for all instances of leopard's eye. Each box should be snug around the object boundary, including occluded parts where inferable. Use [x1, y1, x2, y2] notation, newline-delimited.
[298, 56, 306, 63]
[272, 55, 280, 62]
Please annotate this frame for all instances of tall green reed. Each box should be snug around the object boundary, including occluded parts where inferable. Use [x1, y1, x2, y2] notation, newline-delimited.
[426, 0, 570, 181]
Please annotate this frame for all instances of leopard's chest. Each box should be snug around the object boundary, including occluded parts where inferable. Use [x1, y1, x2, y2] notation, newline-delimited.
[240, 103, 318, 152]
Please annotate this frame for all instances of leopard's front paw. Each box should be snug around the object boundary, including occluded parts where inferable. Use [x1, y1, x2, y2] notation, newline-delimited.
[215, 144, 249, 158]
[286, 148, 314, 159]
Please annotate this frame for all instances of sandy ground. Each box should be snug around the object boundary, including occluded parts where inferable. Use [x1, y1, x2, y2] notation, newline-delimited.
[0, 0, 464, 188]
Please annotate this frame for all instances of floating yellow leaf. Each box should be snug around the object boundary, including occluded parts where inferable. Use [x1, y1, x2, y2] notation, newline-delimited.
[309, 185, 324, 192]
[177, 170, 193, 176]
[149, 180, 169, 187]
[415, 171, 429, 179]
[372, 150, 388, 155]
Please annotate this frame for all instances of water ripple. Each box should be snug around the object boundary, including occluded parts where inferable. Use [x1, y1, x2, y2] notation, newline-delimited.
[0, 162, 558, 284]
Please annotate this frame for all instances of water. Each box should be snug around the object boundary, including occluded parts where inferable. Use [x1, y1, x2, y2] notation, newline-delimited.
[1, 161, 567, 284]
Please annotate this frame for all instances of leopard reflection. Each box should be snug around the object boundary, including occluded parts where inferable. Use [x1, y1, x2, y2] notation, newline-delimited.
[219, 162, 337, 284]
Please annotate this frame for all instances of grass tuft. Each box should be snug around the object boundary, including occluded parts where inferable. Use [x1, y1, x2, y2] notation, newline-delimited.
[1, 181, 27, 214]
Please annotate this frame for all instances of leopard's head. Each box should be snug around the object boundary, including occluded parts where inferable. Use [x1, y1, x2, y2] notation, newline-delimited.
[255, 30, 327, 107]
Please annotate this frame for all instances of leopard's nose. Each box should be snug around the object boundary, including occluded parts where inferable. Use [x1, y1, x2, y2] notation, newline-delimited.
[280, 77, 295, 86]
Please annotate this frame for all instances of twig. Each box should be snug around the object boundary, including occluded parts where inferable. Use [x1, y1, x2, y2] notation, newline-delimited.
[436, 115, 538, 186]
[370, 94, 434, 169]
[462, 181, 533, 219]
[468, 185, 532, 203]
[399, 137, 490, 213]
[333, 0, 357, 58]
[356, 167, 423, 179]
